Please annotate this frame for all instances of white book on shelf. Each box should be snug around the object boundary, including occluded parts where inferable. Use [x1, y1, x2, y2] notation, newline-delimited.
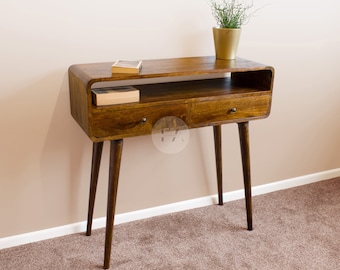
[91, 86, 140, 106]
[111, 60, 142, 74]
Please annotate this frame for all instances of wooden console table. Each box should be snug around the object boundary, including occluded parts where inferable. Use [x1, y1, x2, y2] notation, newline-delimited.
[68, 56, 274, 269]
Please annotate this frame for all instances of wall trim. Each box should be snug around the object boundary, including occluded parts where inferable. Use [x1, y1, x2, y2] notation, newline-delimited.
[1, 168, 339, 250]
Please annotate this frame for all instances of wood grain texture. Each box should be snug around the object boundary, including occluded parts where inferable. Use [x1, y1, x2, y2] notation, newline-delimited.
[68, 56, 274, 142]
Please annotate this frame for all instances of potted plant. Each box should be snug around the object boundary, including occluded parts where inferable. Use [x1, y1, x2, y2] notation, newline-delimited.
[211, 0, 255, 59]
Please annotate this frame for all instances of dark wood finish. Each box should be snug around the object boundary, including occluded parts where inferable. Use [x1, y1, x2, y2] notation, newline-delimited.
[238, 122, 253, 230]
[104, 139, 123, 269]
[68, 56, 274, 269]
[86, 142, 103, 236]
[214, 125, 223, 206]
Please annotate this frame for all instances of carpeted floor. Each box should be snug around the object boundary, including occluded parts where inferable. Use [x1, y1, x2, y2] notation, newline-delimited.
[0, 178, 339, 269]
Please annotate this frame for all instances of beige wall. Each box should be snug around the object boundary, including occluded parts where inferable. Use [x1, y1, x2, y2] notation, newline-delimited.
[1, 0, 340, 238]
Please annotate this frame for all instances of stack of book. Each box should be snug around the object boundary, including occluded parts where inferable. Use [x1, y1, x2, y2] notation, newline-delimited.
[91, 86, 140, 106]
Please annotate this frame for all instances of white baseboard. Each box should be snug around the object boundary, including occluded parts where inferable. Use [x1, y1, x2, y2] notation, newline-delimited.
[1, 169, 339, 250]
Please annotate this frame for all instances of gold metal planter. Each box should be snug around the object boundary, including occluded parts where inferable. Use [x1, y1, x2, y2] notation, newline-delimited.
[213, 27, 241, 60]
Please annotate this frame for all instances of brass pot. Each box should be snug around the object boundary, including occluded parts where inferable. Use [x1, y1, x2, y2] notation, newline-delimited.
[213, 27, 241, 60]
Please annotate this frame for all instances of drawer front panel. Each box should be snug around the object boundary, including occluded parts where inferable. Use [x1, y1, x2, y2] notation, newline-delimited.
[190, 95, 271, 127]
[91, 104, 188, 140]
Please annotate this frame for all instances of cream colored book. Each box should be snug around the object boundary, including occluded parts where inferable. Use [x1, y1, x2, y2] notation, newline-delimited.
[91, 86, 140, 106]
[111, 60, 143, 74]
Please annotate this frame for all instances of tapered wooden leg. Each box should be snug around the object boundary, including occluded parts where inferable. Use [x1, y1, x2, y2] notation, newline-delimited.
[238, 122, 253, 231]
[86, 142, 104, 236]
[213, 125, 223, 205]
[103, 139, 123, 269]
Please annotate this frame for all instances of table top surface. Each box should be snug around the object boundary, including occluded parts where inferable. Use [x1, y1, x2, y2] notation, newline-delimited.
[69, 56, 274, 85]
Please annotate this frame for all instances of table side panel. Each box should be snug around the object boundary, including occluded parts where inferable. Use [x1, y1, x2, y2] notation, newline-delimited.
[231, 69, 274, 91]
[68, 67, 90, 135]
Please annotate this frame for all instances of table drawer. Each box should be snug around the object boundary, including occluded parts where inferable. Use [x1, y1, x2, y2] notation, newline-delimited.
[91, 104, 188, 140]
[190, 94, 271, 127]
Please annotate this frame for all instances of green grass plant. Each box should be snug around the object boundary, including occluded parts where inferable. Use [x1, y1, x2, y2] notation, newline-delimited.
[211, 0, 255, 29]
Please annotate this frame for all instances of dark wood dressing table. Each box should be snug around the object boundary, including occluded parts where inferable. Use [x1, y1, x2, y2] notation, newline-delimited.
[68, 56, 274, 269]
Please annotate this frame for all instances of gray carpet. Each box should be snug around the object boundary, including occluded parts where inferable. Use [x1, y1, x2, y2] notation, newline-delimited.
[1, 178, 339, 269]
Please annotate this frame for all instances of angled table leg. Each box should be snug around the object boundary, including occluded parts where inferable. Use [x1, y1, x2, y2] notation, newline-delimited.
[238, 122, 253, 231]
[213, 125, 224, 205]
[103, 139, 123, 269]
[86, 142, 104, 236]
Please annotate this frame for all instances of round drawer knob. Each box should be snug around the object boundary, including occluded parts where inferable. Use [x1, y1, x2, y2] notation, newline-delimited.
[230, 107, 237, 113]
[141, 117, 147, 124]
